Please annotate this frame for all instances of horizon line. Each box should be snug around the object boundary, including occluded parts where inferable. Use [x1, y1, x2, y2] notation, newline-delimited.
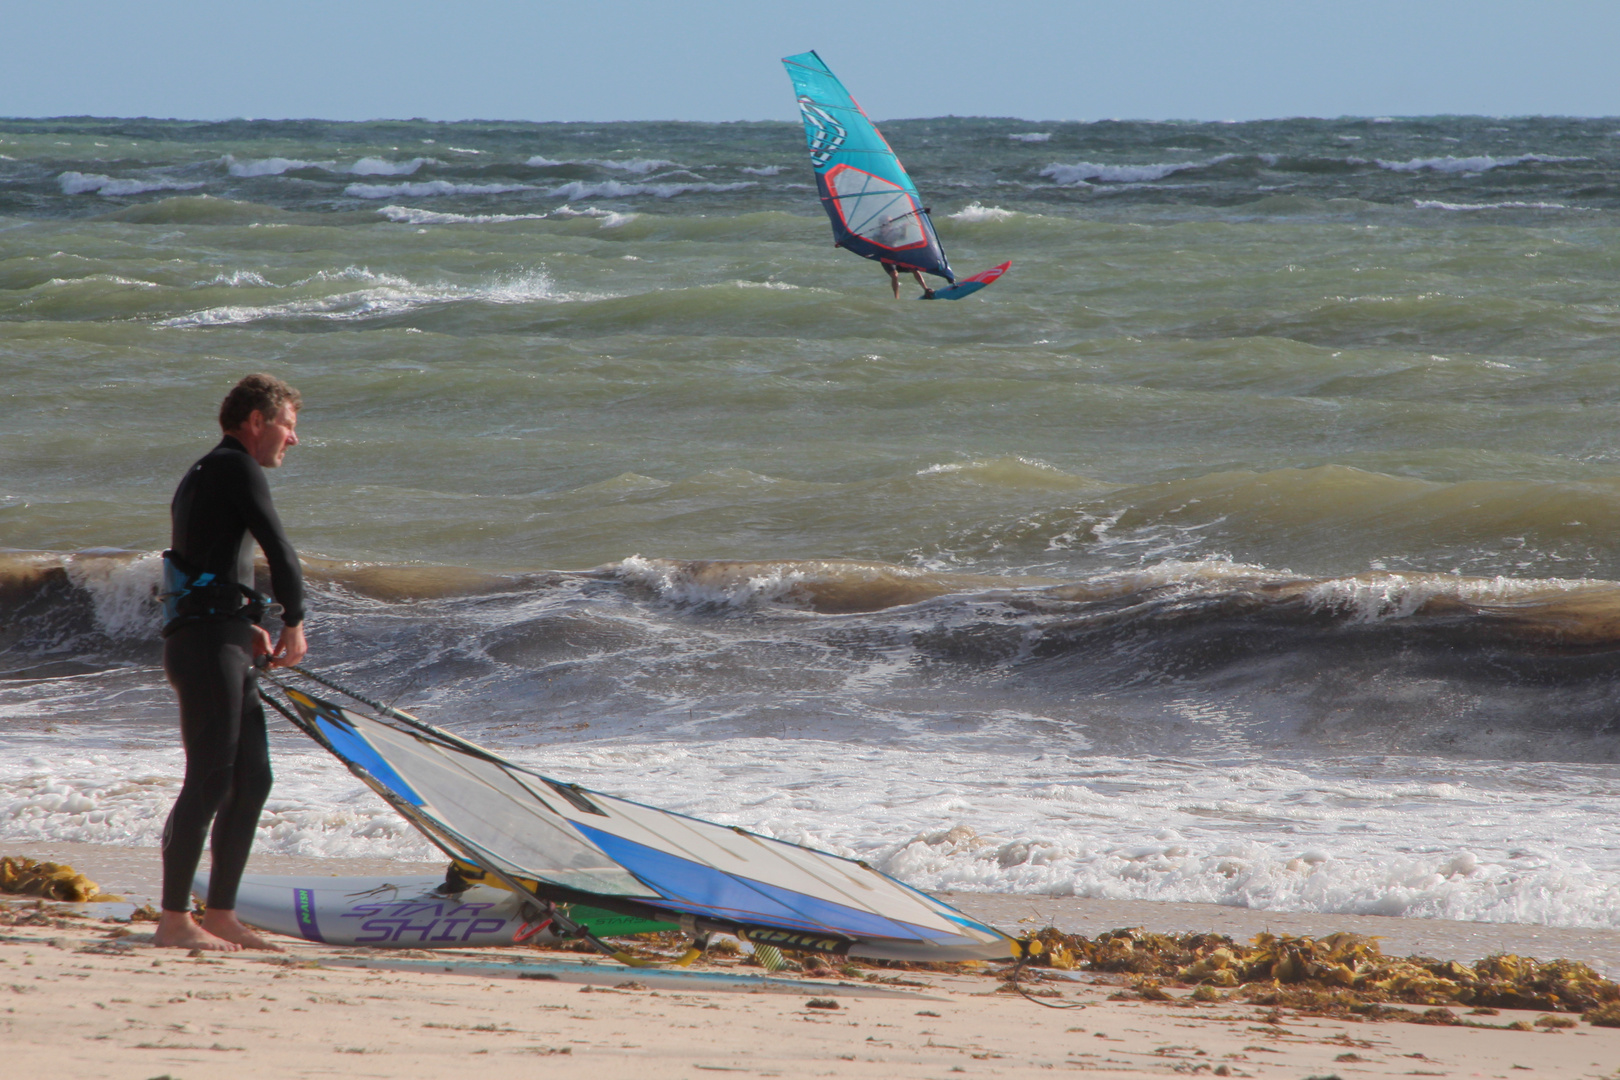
[6, 112, 1620, 127]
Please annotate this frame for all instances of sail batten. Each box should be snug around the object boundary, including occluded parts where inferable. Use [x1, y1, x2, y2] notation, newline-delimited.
[783, 50, 955, 281]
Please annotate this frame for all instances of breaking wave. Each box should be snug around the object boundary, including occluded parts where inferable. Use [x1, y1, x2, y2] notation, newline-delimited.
[344, 180, 534, 199]
[1376, 153, 1581, 174]
[526, 155, 681, 174]
[1413, 199, 1581, 212]
[348, 156, 437, 175]
[155, 266, 586, 327]
[376, 204, 550, 224]
[223, 155, 438, 177]
[1039, 154, 1236, 184]
[948, 202, 1019, 222]
[58, 172, 204, 196]
[542, 180, 755, 201]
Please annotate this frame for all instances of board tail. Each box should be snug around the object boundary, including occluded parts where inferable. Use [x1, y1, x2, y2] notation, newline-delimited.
[922, 261, 1011, 300]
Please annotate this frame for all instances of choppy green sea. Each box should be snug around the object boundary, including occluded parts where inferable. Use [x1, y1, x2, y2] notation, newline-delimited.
[5, 114, 1620, 930]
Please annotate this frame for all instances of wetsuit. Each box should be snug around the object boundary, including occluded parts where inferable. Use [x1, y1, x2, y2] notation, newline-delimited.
[161, 435, 304, 913]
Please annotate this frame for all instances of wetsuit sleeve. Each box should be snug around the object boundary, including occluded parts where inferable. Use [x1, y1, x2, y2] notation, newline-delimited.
[231, 458, 306, 627]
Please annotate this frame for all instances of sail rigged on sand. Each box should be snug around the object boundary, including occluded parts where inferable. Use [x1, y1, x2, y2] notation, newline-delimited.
[269, 680, 1017, 962]
[782, 50, 955, 282]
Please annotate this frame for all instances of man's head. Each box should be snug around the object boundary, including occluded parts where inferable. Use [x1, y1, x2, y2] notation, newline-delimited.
[219, 373, 301, 468]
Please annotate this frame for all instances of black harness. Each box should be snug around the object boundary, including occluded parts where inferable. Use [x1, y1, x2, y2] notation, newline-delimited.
[159, 549, 279, 637]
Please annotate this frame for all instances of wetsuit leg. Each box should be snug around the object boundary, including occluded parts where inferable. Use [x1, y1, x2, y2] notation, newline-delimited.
[160, 621, 273, 913]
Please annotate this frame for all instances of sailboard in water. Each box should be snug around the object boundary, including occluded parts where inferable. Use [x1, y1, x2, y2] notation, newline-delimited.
[262, 676, 1019, 963]
[925, 261, 1012, 301]
[782, 51, 1009, 299]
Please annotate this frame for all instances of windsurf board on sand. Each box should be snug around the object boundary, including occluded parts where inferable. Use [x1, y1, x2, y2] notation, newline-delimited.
[195, 871, 675, 948]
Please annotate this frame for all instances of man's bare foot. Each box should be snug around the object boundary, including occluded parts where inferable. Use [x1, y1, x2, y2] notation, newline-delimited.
[199, 909, 285, 952]
[153, 910, 241, 952]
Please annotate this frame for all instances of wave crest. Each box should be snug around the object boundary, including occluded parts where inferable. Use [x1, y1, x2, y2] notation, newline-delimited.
[59, 172, 204, 196]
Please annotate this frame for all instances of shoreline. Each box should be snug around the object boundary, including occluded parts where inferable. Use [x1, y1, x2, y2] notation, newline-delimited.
[9, 838, 1620, 977]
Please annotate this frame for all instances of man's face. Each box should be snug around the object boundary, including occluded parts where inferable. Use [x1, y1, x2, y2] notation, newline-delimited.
[251, 404, 299, 468]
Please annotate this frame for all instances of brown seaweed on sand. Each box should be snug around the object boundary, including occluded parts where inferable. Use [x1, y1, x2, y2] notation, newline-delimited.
[0, 856, 122, 903]
[1024, 926, 1620, 1017]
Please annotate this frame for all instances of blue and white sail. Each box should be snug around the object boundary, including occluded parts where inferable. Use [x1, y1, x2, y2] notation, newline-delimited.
[783, 51, 955, 282]
[269, 681, 1017, 963]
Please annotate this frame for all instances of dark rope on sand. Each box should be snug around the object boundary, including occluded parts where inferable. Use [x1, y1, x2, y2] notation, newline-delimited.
[1008, 957, 1087, 1010]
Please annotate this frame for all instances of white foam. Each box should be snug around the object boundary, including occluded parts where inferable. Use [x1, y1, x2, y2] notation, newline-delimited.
[526, 155, 681, 174]
[446, 147, 483, 155]
[549, 204, 637, 227]
[223, 155, 335, 177]
[158, 267, 590, 327]
[377, 205, 549, 225]
[8, 735, 1620, 936]
[1414, 199, 1577, 212]
[1376, 153, 1580, 174]
[62, 551, 163, 640]
[348, 156, 438, 176]
[207, 269, 276, 287]
[741, 165, 783, 176]
[616, 554, 814, 609]
[41, 274, 160, 290]
[1039, 154, 1234, 185]
[1008, 132, 1051, 143]
[544, 179, 754, 201]
[1302, 572, 1591, 624]
[344, 180, 533, 199]
[948, 202, 1018, 222]
[59, 172, 205, 196]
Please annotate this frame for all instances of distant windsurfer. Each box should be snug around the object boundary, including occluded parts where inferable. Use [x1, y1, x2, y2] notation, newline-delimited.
[153, 374, 307, 952]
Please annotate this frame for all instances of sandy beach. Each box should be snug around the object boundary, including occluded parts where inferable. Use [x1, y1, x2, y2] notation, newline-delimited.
[5, 843, 1620, 1078]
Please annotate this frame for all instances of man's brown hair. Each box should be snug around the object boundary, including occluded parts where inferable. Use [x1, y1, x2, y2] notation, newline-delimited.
[219, 373, 301, 432]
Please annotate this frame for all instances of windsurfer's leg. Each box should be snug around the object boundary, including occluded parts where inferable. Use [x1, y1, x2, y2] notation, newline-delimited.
[156, 621, 252, 951]
[886, 264, 900, 298]
[204, 679, 270, 912]
[197, 680, 282, 951]
[913, 270, 934, 298]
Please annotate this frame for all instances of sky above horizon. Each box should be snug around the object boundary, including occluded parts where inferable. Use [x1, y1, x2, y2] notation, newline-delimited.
[7, 1, 1620, 124]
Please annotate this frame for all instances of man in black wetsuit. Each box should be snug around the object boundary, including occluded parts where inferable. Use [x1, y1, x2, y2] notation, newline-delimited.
[154, 373, 308, 952]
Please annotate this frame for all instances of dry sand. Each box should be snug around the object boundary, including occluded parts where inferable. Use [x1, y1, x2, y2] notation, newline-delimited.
[5, 842, 1620, 1077]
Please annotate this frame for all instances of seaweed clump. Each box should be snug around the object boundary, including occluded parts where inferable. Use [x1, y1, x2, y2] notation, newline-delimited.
[0, 856, 122, 903]
[1025, 926, 1620, 1016]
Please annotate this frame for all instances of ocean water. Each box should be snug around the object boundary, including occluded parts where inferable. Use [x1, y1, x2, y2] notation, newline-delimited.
[4, 114, 1620, 931]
